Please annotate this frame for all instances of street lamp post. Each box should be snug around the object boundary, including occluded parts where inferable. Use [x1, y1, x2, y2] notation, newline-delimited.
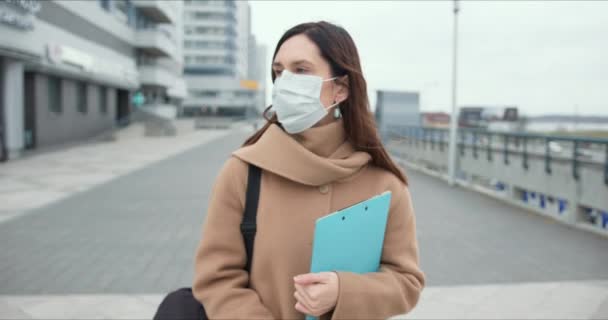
[447, 0, 460, 186]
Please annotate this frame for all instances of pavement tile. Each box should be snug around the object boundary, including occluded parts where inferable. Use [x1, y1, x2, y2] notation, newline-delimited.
[0, 299, 32, 319]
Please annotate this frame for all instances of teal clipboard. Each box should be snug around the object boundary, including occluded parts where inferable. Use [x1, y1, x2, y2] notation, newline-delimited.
[304, 191, 392, 320]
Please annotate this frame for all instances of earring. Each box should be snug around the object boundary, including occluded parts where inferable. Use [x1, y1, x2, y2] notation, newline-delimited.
[333, 105, 341, 119]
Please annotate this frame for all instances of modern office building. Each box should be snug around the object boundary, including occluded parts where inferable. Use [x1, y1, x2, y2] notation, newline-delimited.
[458, 106, 518, 128]
[375, 90, 421, 138]
[182, 0, 265, 118]
[421, 112, 451, 128]
[248, 34, 267, 114]
[0, 0, 186, 161]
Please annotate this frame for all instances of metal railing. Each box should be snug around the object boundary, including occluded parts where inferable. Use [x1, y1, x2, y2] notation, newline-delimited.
[390, 126, 608, 185]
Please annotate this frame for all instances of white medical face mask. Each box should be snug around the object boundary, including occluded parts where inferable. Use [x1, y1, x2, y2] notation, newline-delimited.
[271, 70, 339, 134]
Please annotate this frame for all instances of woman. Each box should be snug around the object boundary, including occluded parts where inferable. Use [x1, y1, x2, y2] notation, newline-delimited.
[193, 21, 425, 319]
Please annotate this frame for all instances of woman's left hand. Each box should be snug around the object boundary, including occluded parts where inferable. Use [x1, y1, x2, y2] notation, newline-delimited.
[293, 272, 339, 317]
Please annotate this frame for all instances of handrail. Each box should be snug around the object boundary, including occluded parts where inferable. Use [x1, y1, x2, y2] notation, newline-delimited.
[387, 126, 608, 185]
[394, 126, 608, 144]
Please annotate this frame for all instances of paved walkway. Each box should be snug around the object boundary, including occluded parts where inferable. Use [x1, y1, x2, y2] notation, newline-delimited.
[0, 120, 248, 224]
[2, 281, 607, 319]
[398, 280, 608, 319]
[0, 121, 607, 319]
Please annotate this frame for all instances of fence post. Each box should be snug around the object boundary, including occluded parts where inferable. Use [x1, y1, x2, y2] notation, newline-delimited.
[472, 131, 478, 159]
[572, 140, 580, 180]
[522, 137, 529, 170]
[605, 143, 608, 185]
[460, 130, 465, 156]
[487, 133, 493, 162]
[545, 138, 552, 174]
[503, 134, 509, 165]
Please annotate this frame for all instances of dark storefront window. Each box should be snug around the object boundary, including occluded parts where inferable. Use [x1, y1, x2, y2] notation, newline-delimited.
[48, 77, 62, 114]
[77, 82, 88, 114]
[99, 0, 110, 11]
[99, 87, 107, 114]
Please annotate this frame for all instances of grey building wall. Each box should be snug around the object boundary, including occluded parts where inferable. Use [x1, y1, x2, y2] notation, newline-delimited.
[0, 0, 185, 159]
[0, 1, 139, 88]
[376, 90, 421, 137]
[1, 58, 24, 159]
[38, 0, 134, 57]
[32, 73, 116, 147]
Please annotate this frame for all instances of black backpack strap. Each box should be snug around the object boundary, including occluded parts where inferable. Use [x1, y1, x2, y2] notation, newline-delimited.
[240, 164, 261, 274]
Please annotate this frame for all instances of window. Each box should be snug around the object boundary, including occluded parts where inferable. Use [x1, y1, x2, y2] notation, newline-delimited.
[77, 82, 88, 114]
[193, 26, 229, 36]
[99, 87, 107, 114]
[189, 90, 219, 98]
[186, 11, 235, 21]
[136, 10, 155, 29]
[202, 91, 219, 97]
[48, 76, 62, 114]
[235, 91, 254, 98]
[186, 0, 233, 7]
[185, 68, 235, 76]
[137, 53, 156, 66]
[188, 55, 233, 65]
[99, 0, 110, 11]
[113, 0, 135, 26]
[111, 0, 127, 23]
[224, 55, 235, 64]
[184, 40, 232, 49]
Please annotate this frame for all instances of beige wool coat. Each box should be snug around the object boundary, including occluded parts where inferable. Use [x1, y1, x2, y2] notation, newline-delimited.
[193, 119, 425, 319]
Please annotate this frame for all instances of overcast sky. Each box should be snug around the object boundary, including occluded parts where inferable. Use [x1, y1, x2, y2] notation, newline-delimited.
[249, 1, 608, 116]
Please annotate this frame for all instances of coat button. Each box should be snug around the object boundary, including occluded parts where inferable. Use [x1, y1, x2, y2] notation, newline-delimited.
[319, 184, 330, 194]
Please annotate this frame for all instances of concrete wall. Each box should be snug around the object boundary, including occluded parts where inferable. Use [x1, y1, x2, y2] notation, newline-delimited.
[33, 73, 116, 147]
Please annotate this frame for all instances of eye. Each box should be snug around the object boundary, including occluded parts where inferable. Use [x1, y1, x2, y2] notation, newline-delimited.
[295, 67, 308, 74]
[274, 69, 283, 77]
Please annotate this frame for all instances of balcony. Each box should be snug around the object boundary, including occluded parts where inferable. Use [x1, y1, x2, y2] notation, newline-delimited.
[138, 64, 175, 89]
[184, 63, 236, 76]
[183, 48, 234, 59]
[168, 78, 188, 100]
[184, 18, 233, 29]
[185, 96, 256, 109]
[135, 28, 177, 59]
[184, 1, 235, 15]
[133, 0, 176, 23]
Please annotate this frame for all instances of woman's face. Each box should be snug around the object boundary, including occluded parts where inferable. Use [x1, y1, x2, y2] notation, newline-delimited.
[272, 34, 348, 124]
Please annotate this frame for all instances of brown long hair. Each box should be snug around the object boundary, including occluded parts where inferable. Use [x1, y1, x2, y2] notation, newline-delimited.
[242, 21, 407, 185]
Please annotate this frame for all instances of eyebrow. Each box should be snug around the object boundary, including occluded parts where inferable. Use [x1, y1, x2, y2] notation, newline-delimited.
[292, 59, 313, 66]
[272, 59, 314, 68]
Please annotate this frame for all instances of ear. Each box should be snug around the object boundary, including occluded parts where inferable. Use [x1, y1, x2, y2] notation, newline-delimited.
[334, 75, 349, 104]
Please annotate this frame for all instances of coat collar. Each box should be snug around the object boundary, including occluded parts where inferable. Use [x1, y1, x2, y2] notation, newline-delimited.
[233, 120, 371, 186]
